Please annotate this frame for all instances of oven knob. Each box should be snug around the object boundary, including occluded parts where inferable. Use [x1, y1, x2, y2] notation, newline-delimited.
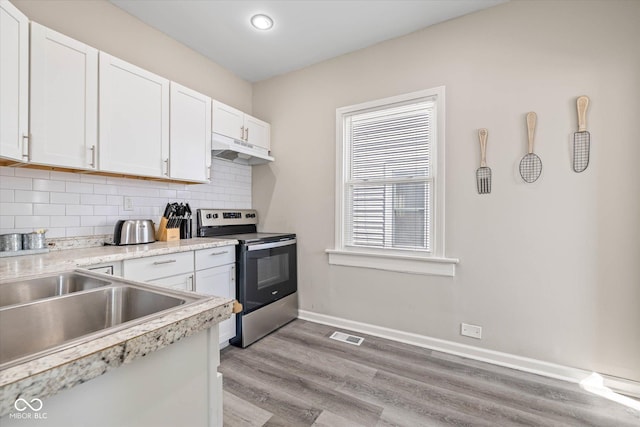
[206, 214, 212, 219]
[213, 213, 218, 218]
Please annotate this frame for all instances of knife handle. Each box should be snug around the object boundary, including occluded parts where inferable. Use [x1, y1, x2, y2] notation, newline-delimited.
[478, 128, 488, 167]
[577, 95, 589, 132]
[526, 112, 537, 154]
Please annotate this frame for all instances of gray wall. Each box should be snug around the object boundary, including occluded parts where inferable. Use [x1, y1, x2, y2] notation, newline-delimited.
[252, 0, 640, 382]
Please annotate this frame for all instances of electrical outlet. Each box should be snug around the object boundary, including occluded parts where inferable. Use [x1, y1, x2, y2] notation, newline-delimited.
[461, 323, 482, 339]
[123, 197, 134, 211]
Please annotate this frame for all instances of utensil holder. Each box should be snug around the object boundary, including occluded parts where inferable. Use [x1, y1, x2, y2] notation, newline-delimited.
[156, 217, 180, 242]
[22, 232, 46, 250]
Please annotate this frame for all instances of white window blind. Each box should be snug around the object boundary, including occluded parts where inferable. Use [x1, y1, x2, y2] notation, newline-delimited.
[344, 101, 434, 252]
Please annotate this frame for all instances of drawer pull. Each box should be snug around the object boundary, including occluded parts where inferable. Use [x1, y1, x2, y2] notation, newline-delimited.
[210, 251, 228, 256]
[153, 259, 177, 265]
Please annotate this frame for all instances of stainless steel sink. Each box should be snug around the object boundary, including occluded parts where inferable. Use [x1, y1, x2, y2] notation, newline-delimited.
[0, 272, 203, 370]
[0, 272, 112, 308]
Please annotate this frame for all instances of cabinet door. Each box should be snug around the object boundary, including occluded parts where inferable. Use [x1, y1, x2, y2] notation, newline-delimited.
[211, 100, 244, 141]
[99, 52, 169, 178]
[30, 23, 98, 169]
[0, 0, 29, 162]
[195, 264, 236, 344]
[244, 114, 271, 152]
[169, 82, 211, 182]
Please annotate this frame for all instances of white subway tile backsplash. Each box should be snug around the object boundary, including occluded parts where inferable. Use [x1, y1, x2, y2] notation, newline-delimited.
[66, 227, 95, 237]
[94, 205, 119, 216]
[14, 168, 50, 179]
[0, 189, 14, 202]
[106, 195, 123, 205]
[0, 203, 33, 216]
[15, 190, 50, 203]
[94, 226, 113, 235]
[79, 175, 107, 184]
[0, 176, 32, 190]
[46, 228, 66, 238]
[34, 203, 66, 216]
[65, 182, 93, 194]
[15, 216, 50, 229]
[33, 179, 65, 192]
[66, 205, 94, 216]
[51, 192, 80, 204]
[51, 216, 80, 227]
[0, 217, 14, 229]
[1, 160, 251, 237]
[92, 184, 119, 195]
[0, 167, 15, 176]
[80, 194, 107, 205]
[81, 216, 107, 227]
[50, 171, 80, 182]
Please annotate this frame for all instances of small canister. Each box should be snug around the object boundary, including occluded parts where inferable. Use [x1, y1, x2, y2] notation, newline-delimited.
[0, 233, 22, 252]
[22, 232, 46, 250]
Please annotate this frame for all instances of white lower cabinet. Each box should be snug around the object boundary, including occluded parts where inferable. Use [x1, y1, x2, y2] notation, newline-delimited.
[122, 251, 194, 291]
[195, 246, 236, 346]
[83, 260, 123, 277]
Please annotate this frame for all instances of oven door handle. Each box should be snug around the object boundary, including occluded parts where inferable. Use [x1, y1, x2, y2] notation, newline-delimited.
[247, 238, 297, 251]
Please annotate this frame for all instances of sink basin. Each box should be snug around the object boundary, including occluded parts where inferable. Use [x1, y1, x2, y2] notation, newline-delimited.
[0, 283, 198, 369]
[0, 272, 112, 308]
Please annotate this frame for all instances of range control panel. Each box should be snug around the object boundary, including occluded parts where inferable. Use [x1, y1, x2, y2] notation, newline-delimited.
[198, 209, 258, 227]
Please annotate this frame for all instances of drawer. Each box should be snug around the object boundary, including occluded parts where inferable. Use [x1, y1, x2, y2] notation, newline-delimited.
[148, 272, 194, 291]
[124, 251, 193, 282]
[195, 246, 235, 271]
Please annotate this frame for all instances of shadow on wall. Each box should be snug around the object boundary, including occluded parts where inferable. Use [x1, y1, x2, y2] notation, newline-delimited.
[252, 164, 277, 223]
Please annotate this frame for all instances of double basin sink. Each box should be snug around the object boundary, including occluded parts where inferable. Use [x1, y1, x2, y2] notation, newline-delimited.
[0, 271, 203, 370]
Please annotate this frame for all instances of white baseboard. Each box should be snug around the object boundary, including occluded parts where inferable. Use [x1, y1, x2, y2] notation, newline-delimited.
[298, 310, 640, 399]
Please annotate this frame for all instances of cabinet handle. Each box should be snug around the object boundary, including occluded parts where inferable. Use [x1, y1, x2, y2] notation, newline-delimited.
[89, 145, 96, 168]
[152, 259, 177, 265]
[164, 158, 170, 176]
[22, 134, 30, 160]
[240, 126, 245, 140]
[210, 251, 228, 256]
[187, 274, 194, 291]
[245, 127, 249, 141]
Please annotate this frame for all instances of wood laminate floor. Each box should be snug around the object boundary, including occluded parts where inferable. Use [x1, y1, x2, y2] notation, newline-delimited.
[219, 320, 640, 426]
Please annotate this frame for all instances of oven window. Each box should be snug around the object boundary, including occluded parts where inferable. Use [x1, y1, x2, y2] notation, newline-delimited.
[257, 253, 289, 290]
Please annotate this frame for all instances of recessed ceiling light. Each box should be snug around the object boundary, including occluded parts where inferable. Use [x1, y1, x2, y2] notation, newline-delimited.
[250, 14, 273, 31]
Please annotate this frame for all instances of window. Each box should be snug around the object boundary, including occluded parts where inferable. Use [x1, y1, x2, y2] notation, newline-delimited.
[327, 87, 457, 276]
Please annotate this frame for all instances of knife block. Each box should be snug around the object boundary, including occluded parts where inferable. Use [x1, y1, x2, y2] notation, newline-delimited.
[156, 217, 180, 242]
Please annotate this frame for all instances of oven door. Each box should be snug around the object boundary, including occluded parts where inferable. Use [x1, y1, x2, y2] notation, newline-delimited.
[239, 238, 297, 314]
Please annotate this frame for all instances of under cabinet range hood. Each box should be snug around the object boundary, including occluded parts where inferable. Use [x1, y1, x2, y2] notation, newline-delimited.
[211, 132, 274, 165]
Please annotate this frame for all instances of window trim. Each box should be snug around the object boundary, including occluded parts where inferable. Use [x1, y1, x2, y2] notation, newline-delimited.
[328, 87, 458, 276]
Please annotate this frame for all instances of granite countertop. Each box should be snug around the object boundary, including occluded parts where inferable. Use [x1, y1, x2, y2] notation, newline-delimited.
[0, 237, 238, 281]
[0, 238, 238, 416]
[0, 271, 234, 417]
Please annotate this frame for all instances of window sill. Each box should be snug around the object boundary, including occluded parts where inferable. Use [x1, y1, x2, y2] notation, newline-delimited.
[326, 249, 458, 277]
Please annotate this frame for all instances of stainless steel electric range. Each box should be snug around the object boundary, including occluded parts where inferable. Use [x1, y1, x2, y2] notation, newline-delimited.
[196, 209, 297, 348]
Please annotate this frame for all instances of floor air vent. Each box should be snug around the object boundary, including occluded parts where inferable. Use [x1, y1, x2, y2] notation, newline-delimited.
[329, 331, 364, 346]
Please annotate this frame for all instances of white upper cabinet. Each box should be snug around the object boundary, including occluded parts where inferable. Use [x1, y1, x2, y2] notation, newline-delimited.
[212, 100, 271, 152]
[211, 100, 244, 142]
[30, 22, 98, 169]
[244, 114, 270, 152]
[0, 0, 29, 162]
[99, 52, 169, 178]
[169, 82, 211, 182]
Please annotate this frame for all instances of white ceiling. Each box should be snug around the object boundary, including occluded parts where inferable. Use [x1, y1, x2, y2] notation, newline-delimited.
[110, 0, 507, 83]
